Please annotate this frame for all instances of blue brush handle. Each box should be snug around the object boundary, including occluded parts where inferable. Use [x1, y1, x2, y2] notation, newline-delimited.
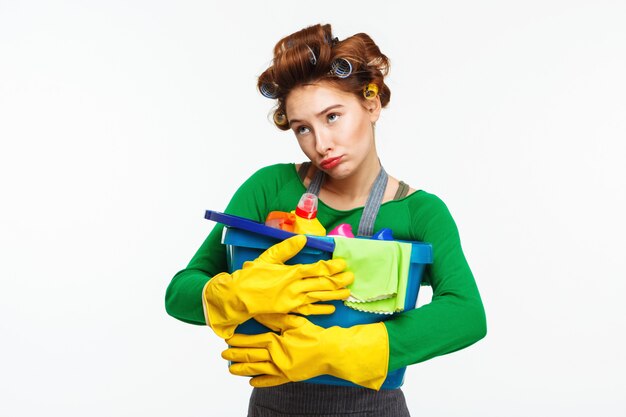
[204, 210, 335, 253]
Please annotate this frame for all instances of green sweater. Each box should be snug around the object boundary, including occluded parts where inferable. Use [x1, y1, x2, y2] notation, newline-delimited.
[165, 163, 486, 372]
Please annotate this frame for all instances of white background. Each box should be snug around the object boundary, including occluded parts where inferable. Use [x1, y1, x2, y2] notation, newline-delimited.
[1, 1, 625, 416]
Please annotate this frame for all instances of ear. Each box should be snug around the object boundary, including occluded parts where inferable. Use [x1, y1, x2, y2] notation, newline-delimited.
[363, 96, 382, 123]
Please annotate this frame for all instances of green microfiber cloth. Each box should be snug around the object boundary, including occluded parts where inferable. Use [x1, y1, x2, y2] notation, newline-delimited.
[332, 236, 412, 314]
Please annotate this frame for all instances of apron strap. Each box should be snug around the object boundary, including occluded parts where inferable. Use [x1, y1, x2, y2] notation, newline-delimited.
[357, 166, 387, 237]
[297, 162, 311, 182]
[306, 166, 326, 196]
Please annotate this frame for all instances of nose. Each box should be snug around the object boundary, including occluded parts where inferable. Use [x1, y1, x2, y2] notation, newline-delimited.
[314, 128, 333, 155]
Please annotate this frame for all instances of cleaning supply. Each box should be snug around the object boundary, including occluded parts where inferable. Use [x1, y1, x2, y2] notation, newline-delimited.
[265, 211, 296, 232]
[201, 235, 353, 339]
[223, 313, 389, 390]
[371, 228, 393, 241]
[292, 193, 326, 236]
[327, 223, 355, 238]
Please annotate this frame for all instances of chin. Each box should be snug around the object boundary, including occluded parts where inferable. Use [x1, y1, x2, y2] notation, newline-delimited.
[324, 166, 353, 180]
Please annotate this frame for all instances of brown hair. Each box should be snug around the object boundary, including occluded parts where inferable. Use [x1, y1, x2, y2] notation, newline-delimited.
[257, 24, 391, 130]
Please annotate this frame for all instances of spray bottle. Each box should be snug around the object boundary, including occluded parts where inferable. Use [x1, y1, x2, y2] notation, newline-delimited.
[292, 193, 326, 236]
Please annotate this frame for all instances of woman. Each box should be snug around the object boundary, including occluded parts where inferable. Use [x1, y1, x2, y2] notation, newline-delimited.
[165, 23, 486, 416]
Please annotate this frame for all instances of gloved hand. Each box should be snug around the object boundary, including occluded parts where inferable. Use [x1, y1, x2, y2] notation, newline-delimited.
[202, 235, 353, 339]
[222, 313, 389, 391]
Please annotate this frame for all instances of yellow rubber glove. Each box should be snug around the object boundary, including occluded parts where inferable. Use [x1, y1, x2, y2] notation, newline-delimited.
[222, 314, 389, 391]
[202, 235, 353, 339]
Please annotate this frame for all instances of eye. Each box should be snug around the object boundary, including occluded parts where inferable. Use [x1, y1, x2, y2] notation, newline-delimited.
[295, 125, 310, 135]
[327, 113, 339, 123]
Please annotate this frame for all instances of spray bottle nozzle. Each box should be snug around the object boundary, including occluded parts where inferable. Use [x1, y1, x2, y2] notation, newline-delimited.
[295, 192, 319, 219]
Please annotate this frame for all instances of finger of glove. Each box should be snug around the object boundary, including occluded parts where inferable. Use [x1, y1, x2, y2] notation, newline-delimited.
[294, 271, 354, 294]
[253, 313, 309, 332]
[291, 258, 347, 278]
[256, 235, 306, 265]
[293, 303, 335, 316]
[332, 270, 354, 287]
[229, 361, 282, 377]
[227, 332, 276, 348]
[250, 375, 291, 388]
[306, 288, 351, 302]
[222, 347, 271, 363]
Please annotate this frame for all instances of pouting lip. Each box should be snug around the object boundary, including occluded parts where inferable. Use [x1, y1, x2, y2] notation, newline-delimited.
[320, 156, 342, 168]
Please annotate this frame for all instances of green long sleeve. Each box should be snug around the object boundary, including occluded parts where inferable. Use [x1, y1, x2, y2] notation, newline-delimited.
[164, 165, 276, 324]
[164, 163, 486, 370]
[382, 193, 487, 371]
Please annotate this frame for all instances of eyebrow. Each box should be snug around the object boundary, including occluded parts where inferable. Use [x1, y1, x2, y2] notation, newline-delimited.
[289, 104, 344, 126]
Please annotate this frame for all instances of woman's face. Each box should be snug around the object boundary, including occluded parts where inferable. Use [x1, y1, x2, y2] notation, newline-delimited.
[285, 82, 381, 180]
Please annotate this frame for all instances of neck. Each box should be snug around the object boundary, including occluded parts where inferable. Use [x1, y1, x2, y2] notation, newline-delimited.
[323, 151, 382, 204]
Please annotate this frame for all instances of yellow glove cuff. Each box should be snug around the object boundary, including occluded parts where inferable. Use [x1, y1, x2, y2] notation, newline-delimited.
[324, 322, 389, 390]
[202, 273, 245, 339]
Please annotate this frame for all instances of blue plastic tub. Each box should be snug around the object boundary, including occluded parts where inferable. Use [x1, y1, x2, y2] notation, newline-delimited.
[223, 227, 433, 327]
[209, 210, 433, 390]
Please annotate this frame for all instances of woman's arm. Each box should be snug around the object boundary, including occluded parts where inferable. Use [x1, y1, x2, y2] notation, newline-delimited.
[165, 223, 227, 325]
[384, 193, 487, 371]
[164, 166, 277, 325]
